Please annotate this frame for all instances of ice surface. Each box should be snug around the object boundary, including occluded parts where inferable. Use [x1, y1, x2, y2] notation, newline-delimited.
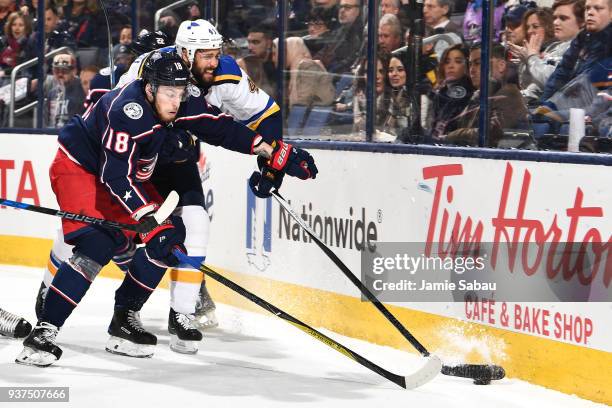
[0, 265, 604, 408]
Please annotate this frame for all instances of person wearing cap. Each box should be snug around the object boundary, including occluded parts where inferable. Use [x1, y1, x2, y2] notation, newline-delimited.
[44, 51, 85, 128]
[112, 44, 136, 67]
[503, 2, 535, 46]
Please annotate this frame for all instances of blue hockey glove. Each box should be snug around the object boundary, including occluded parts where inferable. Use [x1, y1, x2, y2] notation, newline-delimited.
[249, 160, 284, 198]
[139, 214, 186, 267]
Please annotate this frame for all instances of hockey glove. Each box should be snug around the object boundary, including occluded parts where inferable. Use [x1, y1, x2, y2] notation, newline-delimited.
[159, 130, 200, 164]
[267, 140, 318, 180]
[139, 214, 187, 267]
[249, 157, 285, 198]
[249, 141, 317, 198]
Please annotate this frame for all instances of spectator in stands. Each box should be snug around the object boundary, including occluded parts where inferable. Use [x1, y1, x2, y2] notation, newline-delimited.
[272, 37, 335, 108]
[0, 11, 32, 75]
[349, 51, 391, 133]
[79, 64, 98, 96]
[185, 1, 201, 21]
[380, 50, 411, 137]
[426, 44, 475, 141]
[237, 24, 276, 98]
[111, 25, 133, 60]
[507, 8, 556, 103]
[316, 0, 364, 74]
[463, 0, 507, 44]
[424, 0, 462, 36]
[113, 44, 135, 67]
[118, 25, 132, 45]
[539, 0, 611, 103]
[64, 0, 115, 48]
[446, 44, 528, 146]
[44, 51, 85, 127]
[23, 4, 65, 74]
[157, 9, 180, 42]
[303, 6, 335, 56]
[503, 3, 533, 47]
[381, 0, 400, 16]
[508, 2, 584, 104]
[247, 24, 274, 62]
[378, 13, 403, 53]
[0, 0, 17, 34]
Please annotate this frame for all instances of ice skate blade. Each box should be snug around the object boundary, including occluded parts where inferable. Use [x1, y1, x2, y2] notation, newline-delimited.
[195, 310, 218, 329]
[169, 334, 199, 354]
[15, 347, 58, 367]
[105, 336, 155, 358]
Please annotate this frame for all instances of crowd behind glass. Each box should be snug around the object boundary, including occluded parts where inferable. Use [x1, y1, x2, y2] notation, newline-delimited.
[0, 0, 609, 152]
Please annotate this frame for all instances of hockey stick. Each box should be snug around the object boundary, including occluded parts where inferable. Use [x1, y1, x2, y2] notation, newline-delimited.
[0, 191, 179, 234]
[271, 190, 505, 384]
[174, 250, 442, 389]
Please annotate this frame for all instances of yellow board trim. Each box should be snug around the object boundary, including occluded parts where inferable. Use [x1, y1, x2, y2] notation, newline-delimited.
[0, 234, 610, 405]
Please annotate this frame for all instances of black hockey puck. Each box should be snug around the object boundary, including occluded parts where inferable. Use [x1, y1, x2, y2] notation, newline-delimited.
[473, 378, 491, 385]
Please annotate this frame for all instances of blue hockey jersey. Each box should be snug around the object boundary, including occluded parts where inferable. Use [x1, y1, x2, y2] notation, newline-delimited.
[58, 80, 259, 219]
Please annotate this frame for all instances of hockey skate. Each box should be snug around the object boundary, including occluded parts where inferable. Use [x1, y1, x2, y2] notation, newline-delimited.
[15, 322, 62, 367]
[194, 281, 218, 329]
[105, 309, 156, 358]
[0, 307, 32, 339]
[168, 308, 203, 354]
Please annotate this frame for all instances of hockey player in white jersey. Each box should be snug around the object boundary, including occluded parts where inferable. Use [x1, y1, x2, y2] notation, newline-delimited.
[35, 19, 283, 354]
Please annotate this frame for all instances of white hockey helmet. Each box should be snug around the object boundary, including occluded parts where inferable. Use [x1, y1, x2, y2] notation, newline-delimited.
[175, 19, 223, 63]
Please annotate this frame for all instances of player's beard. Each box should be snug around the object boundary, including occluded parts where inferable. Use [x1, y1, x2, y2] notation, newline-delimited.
[192, 65, 214, 87]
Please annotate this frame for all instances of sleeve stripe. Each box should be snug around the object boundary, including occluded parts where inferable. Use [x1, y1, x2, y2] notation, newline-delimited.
[58, 142, 83, 166]
[99, 126, 112, 184]
[132, 124, 162, 140]
[175, 112, 233, 122]
[247, 103, 281, 131]
[214, 74, 242, 82]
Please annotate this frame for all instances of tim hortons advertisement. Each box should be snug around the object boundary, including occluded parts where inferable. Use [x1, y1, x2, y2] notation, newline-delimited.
[202, 146, 610, 351]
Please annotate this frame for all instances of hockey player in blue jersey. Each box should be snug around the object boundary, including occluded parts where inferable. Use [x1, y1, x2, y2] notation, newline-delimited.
[16, 51, 318, 367]
[34, 19, 294, 354]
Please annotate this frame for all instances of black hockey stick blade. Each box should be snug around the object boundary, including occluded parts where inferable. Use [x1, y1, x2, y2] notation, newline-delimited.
[271, 190, 506, 383]
[0, 191, 179, 233]
[174, 250, 442, 389]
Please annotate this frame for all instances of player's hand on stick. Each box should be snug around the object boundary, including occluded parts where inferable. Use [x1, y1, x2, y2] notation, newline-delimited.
[139, 214, 187, 266]
[249, 156, 285, 198]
